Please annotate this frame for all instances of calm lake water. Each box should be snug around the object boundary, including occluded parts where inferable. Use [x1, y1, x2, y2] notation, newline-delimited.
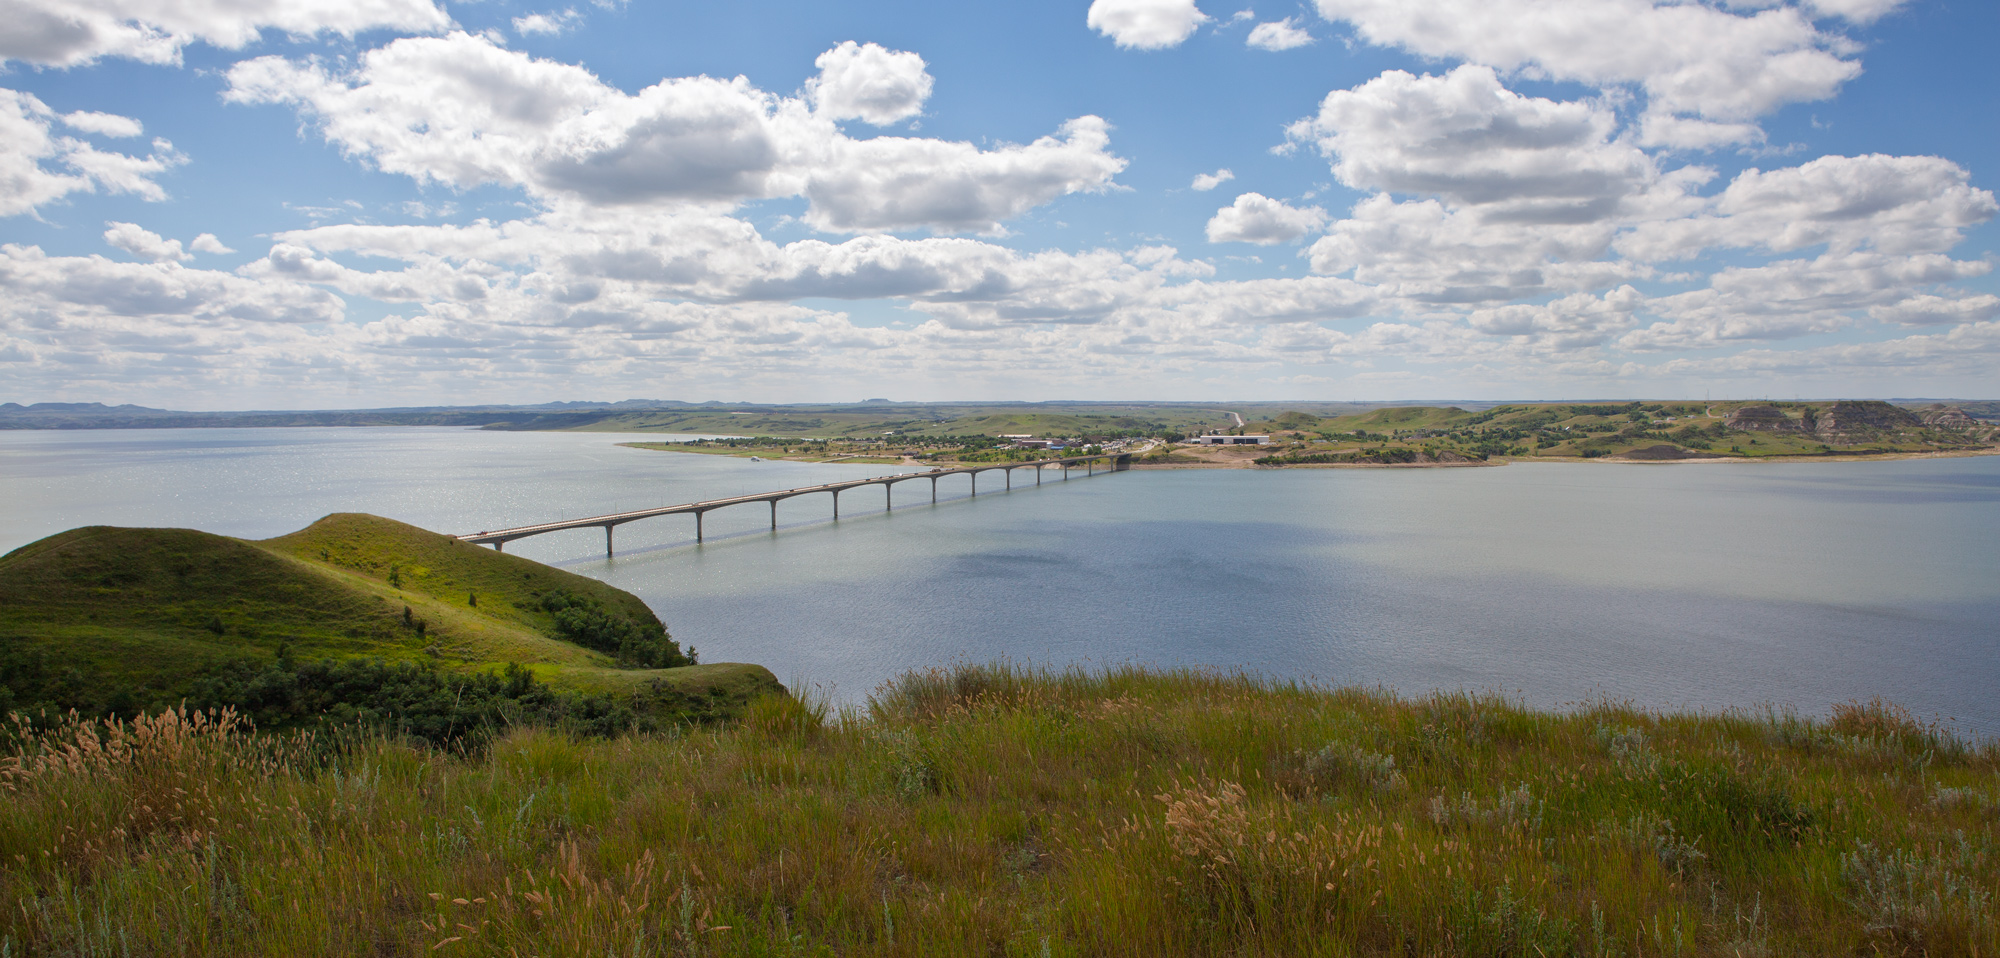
[4, 427, 1996, 734]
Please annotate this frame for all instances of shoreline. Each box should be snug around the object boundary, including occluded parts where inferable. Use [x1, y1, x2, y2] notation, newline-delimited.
[1129, 444, 2000, 469]
[623, 438, 2000, 471]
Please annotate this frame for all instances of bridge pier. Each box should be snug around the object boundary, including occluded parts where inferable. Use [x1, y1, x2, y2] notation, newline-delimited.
[459, 453, 1126, 552]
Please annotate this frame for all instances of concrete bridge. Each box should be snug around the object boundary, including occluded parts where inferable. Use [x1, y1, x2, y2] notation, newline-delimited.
[457, 452, 1132, 556]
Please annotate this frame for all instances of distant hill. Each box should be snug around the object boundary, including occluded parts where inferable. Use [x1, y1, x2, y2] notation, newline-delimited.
[0, 513, 777, 724]
[1241, 400, 1997, 464]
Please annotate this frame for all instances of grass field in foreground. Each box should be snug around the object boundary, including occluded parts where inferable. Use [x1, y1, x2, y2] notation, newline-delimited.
[2, 663, 1994, 956]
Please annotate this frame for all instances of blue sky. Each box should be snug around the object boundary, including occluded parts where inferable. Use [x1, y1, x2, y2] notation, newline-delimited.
[2, 0, 1996, 408]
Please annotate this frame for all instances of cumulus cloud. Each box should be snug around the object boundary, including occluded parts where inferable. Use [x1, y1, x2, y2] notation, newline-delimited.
[801, 117, 1126, 233]
[512, 10, 580, 36]
[1621, 251, 1990, 349]
[1190, 168, 1233, 191]
[1087, 0, 1209, 50]
[806, 41, 933, 125]
[1307, 196, 1646, 301]
[1, 89, 184, 217]
[1205, 192, 1326, 244]
[101, 222, 234, 262]
[1288, 66, 1671, 223]
[226, 33, 1124, 234]
[1618, 154, 1997, 261]
[190, 233, 234, 254]
[1867, 294, 2000, 327]
[59, 110, 143, 138]
[1, 243, 341, 324]
[0, 0, 449, 67]
[1803, 0, 1909, 25]
[1467, 286, 1645, 349]
[104, 221, 189, 262]
[1246, 18, 1313, 50]
[1312, 0, 1870, 142]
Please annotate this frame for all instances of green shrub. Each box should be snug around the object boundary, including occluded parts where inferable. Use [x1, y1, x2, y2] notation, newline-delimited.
[539, 589, 691, 669]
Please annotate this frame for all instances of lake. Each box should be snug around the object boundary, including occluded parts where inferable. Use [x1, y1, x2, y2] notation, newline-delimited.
[4, 427, 1996, 734]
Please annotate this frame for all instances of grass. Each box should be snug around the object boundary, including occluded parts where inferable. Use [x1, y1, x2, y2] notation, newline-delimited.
[3, 662, 1993, 956]
[0, 514, 770, 712]
[1242, 401, 1994, 465]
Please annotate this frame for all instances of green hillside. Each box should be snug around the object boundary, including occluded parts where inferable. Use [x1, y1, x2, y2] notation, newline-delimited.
[1244, 401, 1995, 464]
[0, 514, 776, 721]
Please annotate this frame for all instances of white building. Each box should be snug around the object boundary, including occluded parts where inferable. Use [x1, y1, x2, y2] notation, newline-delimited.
[1194, 435, 1269, 445]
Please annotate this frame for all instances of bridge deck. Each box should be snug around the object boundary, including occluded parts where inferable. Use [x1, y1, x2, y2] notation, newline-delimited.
[457, 453, 1127, 550]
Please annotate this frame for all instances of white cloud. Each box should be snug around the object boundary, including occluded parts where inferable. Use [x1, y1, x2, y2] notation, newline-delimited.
[1622, 251, 1990, 349]
[1190, 168, 1233, 191]
[1307, 196, 1646, 301]
[512, 10, 581, 36]
[1618, 154, 1997, 261]
[806, 41, 933, 125]
[1246, 18, 1313, 51]
[1467, 286, 1645, 349]
[227, 33, 1124, 234]
[59, 110, 143, 138]
[1867, 294, 2000, 327]
[1803, 0, 1908, 25]
[104, 221, 190, 262]
[1313, 0, 1869, 141]
[1635, 114, 1766, 151]
[0, 89, 185, 216]
[0, 243, 342, 325]
[190, 233, 234, 254]
[1087, 0, 1209, 50]
[0, 0, 450, 68]
[1287, 66, 1674, 224]
[801, 117, 1126, 234]
[1205, 192, 1326, 244]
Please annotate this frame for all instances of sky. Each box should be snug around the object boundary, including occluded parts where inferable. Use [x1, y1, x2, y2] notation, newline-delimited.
[2, 0, 1997, 408]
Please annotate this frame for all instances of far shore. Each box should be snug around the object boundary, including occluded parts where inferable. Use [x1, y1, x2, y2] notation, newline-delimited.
[621, 436, 2000, 472]
[1137, 444, 2000, 469]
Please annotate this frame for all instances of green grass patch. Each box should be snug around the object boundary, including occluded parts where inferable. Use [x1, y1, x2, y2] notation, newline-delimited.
[0, 515, 766, 721]
[1, 664, 1991, 955]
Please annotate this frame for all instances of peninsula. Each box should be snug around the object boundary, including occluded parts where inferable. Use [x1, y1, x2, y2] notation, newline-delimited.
[0, 513, 778, 736]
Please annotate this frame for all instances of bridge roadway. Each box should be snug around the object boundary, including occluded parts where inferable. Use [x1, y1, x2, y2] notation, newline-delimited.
[457, 452, 1132, 556]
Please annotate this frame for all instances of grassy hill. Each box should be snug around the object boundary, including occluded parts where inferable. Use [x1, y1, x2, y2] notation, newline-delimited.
[1242, 401, 1996, 465]
[1, 662, 1992, 955]
[0, 513, 777, 721]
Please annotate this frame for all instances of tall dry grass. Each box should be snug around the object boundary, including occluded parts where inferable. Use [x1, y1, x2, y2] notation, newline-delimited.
[0, 665, 1994, 956]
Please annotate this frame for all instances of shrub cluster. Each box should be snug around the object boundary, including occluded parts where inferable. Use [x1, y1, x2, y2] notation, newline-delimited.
[538, 589, 692, 669]
[182, 658, 644, 748]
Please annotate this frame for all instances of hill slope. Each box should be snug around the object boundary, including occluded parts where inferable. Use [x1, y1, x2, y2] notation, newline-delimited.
[0, 514, 776, 716]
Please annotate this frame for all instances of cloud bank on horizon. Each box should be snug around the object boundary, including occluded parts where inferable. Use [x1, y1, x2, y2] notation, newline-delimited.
[0, 0, 1995, 406]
